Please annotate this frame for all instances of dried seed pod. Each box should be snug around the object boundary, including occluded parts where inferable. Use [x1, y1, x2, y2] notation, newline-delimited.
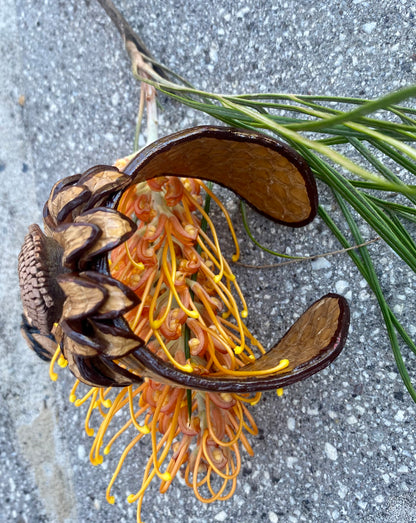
[18, 126, 349, 391]
[18, 224, 67, 334]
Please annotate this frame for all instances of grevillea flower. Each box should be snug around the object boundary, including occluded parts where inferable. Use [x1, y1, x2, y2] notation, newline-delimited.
[18, 126, 349, 522]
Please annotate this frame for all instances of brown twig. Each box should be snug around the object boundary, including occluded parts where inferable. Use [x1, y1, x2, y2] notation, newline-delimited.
[97, 0, 161, 147]
[233, 237, 380, 269]
[96, 0, 167, 79]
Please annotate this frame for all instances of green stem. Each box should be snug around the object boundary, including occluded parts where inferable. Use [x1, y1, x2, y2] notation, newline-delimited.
[240, 202, 304, 259]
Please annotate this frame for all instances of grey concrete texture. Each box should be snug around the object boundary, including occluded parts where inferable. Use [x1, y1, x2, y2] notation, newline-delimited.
[1, 0, 416, 522]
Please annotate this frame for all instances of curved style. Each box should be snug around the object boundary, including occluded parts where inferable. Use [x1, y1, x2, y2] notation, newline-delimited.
[18, 126, 349, 392]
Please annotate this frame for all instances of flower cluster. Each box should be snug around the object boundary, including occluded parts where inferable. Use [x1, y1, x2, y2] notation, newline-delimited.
[20, 127, 349, 523]
[57, 172, 277, 521]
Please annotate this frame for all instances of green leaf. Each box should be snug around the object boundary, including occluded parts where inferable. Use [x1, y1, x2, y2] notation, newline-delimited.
[139, 67, 416, 403]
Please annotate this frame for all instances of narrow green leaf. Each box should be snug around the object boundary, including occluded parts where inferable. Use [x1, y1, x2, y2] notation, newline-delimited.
[240, 202, 304, 259]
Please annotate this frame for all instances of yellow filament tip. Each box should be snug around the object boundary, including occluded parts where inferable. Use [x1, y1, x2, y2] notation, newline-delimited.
[276, 388, 284, 397]
[231, 253, 239, 262]
[234, 345, 243, 355]
[248, 355, 255, 361]
[86, 427, 94, 437]
[107, 495, 115, 505]
[69, 380, 80, 403]
[57, 354, 67, 368]
[125, 241, 145, 270]
[153, 331, 194, 373]
[160, 472, 172, 481]
[91, 455, 103, 466]
[104, 445, 111, 455]
[240, 309, 248, 318]
[141, 425, 151, 434]
[277, 359, 289, 370]
[127, 494, 136, 504]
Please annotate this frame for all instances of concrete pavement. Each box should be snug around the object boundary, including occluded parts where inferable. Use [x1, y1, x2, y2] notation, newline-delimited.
[1, 1, 416, 522]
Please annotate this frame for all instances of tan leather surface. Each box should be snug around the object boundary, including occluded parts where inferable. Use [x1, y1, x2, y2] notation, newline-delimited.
[242, 295, 341, 372]
[74, 209, 135, 259]
[129, 135, 313, 224]
[58, 276, 106, 320]
[53, 223, 99, 266]
[48, 185, 89, 224]
[80, 168, 127, 194]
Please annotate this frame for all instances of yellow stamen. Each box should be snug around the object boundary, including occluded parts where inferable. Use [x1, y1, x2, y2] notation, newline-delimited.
[125, 240, 145, 270]
[48, 345, 61, 381]
[163, 226, 199, 319]
[69, 380, 80, 403]
[149, 244, 173, 330]
[127, 419, 176, 503]
[197, 245, 248, 319]
[195, 227, 236, 282]
[233, 391, 262, 406]
[74, 387, 95, 407]
[190, 282, 237, 354]
[104, 384, 148, 455]
[150, 386, 181, 482]
[207, 451, 239, 502]
[153, 330, 193, 372]
[128, 386, 150, 434]
[205, 463, 232, 501]
[183, 192, 224, 282]
[105, 410, 150, 455]
[227, 275, 248, 319]
[199, 180, 240, 262]
[84, 389, 99, 438]
[184, 451, 208, 490]
[215, 458, 238, 502]
[219, 316, 267, 355]
[198, 259, 246, 352]
[238, 429, 255, 457]
[191, 441, 210, 503]
[90, 388, 128, 465]
[106, 431, 146, 505]
[99, 387, 112, 409]
[57, 353, 67, 368]
[159, 436, 192, 493]
[212, 358, 289, 377]
[239, 403, 259, 436]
